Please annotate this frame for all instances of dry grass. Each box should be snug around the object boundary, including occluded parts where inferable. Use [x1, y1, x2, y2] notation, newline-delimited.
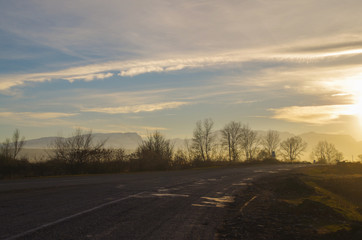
[295, 164, 362, 232]
[218, 164, 362, 239]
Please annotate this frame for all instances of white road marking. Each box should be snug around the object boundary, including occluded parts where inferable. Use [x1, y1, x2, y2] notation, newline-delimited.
[4, 191, 147, 240]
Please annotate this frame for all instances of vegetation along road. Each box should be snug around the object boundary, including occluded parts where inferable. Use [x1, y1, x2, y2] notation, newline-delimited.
[0, 165, 302, 240]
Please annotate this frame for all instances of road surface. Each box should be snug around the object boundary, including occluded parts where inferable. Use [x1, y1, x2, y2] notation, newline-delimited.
[0, 165, 301, 240]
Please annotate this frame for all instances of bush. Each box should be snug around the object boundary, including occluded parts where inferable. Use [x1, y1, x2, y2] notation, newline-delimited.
[131, 131, 173, 171]
[0, 154, 31, 178]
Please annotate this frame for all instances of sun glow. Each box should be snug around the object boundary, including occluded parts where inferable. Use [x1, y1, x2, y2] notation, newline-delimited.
[353, 93, 362, 122]
[343, 78, 362, 124]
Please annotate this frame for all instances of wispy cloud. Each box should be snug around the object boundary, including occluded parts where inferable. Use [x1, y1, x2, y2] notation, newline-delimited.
[0, 111, 77, 120]
[282, 37, 362, 53]
[269, 105, 356, 124]
[2, 39, 362, 92]
[0, 51, 259, 91]
[0, 111, 78, 130]
[64, 72, 114, 82]
[81, 101, 189, 114]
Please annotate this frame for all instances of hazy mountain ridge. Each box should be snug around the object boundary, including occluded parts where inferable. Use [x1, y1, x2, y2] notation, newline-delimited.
[300, 132, 362, 161]
[21, 131, 362, 162]
[23, 132, 142, 149]
[20, 132, 143, 161]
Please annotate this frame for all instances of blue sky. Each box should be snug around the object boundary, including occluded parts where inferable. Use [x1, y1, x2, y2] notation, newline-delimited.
[1, 0, 362, 140]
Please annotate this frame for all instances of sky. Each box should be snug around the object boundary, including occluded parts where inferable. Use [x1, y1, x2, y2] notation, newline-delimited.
[1, 0, 362, 141]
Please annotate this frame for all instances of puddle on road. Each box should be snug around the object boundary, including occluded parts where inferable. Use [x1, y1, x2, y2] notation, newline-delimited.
[193, 180, 207, 185]
[243, 177, 254, 181]
[152, 193, 189, 198]
[202, 196, 234, 203]
[192, 196, 234, 208]
[232, 182, 249, 186]
[255, 169, 290, 173]
[157, 187, 181, 193]
[207, 178, 218, 181]
[131, 192, 190, 198]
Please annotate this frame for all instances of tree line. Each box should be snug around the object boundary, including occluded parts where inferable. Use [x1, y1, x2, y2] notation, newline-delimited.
[0, 119, 354, 178]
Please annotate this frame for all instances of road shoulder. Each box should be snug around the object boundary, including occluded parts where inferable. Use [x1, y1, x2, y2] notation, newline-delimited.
[217, 165, 362, 240]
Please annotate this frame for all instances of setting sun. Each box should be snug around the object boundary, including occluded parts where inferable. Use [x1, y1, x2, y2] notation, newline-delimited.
[343, 77, 362, 124]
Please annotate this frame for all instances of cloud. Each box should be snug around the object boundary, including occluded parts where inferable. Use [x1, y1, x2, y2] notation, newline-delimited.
[288, 39, 362, 53]
[3, 39, 362, 92]
[275, 48, 362, 63]
[64, 72, 114, 82]
[2, 0, 362, 75]
[0, 111, 77, 120]
[119, 66, 165, 77]
[72, 88, 178, 108]
[81, 101, 189, 114]
[0, 111, 79, 130]
[269, 105, 356, 124]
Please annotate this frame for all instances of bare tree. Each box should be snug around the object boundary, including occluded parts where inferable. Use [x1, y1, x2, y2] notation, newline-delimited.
[239, 125, 260, 161]
[173, 149, 190, 169]
[261, 130, 280, 158]
[0, 129, 25, 159]
[312, 140, 343, 164]
[51, 128, 106, 173]
[0, 138, 11, 158]
[192, 118, 215, 162]
[221, 121, 242, 162]
[184, 139, 194, 162]
[280, 136, 307, 162]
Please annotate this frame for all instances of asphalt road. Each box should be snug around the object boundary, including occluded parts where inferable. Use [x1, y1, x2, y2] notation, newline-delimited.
[0, 165, 301, 240]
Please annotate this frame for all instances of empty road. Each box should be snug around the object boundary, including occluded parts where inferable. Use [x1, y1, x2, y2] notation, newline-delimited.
[0, 165, 301, 240]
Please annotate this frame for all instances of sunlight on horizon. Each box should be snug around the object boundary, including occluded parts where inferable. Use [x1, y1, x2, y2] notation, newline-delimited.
[344, 78, 362, 125]
[313, 73, 362, 140]
[337, 77, 362, 140]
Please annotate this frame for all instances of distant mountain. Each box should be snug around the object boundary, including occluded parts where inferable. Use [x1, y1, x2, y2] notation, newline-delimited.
[256, 130, 294, 141]
[92, 132, 142, 149]
[23, 132, 143, 150]
[22, 137, 59, 149]
[299, 132, 362, 161]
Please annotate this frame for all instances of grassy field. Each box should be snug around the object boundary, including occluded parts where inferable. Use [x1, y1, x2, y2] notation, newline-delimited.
[297, 163, 362, 228]
[219, 163, 362, 240]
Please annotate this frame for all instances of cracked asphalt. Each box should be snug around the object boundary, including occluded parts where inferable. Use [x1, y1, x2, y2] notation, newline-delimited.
[0, 165, 300, 240]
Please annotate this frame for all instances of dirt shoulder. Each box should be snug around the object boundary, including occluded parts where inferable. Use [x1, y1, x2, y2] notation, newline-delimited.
[218, 163, 362, 240]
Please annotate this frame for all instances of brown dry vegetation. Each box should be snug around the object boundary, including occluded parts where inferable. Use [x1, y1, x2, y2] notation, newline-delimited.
[218, 163, 362, 240]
